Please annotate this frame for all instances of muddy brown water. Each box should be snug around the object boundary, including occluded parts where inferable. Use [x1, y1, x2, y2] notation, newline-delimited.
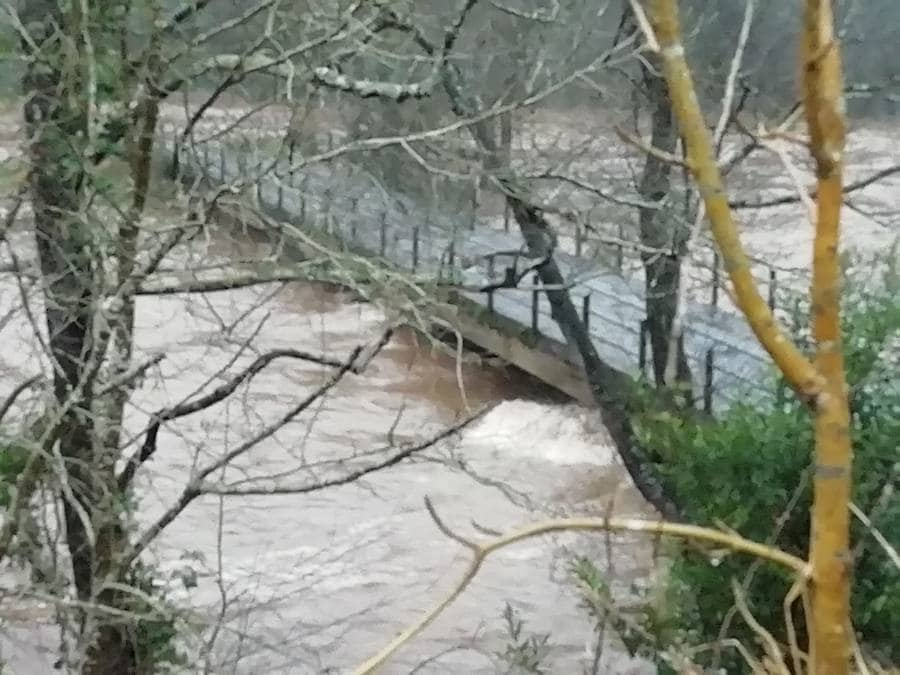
[5, 100, 893, 672]
[0, 231, 655, 674]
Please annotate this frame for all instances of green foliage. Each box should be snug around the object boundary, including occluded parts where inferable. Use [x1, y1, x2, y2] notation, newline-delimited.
[0, 436, 29, 508]
[629, 262, 899, 671]
[496, 603, 552, 674]
[125, 561, 190, 673]
[571, 557, 683, 669]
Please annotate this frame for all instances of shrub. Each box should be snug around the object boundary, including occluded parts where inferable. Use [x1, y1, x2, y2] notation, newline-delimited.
[631, 259, 899, 671]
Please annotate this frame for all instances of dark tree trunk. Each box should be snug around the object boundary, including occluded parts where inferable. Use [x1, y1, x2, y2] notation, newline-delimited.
[630, 12, 693, 393]
[439, 64, 678, 518]
[22, 0, 98, 607]
[506, 198, 679, 519]
[21, 4, 137, 673]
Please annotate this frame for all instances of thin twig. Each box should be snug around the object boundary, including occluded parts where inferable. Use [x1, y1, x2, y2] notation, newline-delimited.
[850, 501, 900, 571]
[199, 406, 491, 496]
[0, 375, 42, 424]
[731, 579, 790, 675]
[730, 163, 900, 210]
[615, 125, 688, 167]
[352, 500, 809, 674]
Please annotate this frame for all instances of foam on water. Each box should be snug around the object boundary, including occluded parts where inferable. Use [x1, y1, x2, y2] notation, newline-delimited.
[465, 399, 616, 466]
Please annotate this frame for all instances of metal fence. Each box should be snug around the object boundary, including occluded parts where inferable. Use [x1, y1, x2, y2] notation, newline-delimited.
[161, 122, 809, 414]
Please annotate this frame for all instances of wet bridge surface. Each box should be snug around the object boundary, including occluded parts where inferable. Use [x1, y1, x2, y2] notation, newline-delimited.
[160, 125, 781, 412]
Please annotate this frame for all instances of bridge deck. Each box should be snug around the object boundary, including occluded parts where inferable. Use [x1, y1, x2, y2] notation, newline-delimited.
[162, 129, 779, 412]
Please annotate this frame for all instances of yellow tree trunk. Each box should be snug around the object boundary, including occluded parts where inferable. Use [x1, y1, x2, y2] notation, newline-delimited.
[802, 2, 852, 671]
[645, 1, 852, 672]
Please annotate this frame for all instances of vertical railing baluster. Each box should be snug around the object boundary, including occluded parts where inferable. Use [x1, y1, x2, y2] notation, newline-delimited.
[471, 177, 479, 231]
[768, 268, 777, 312]
[531, 273, 540, 334]
[639, 320, 648, 375]
[288, 140, 295, 186]
[380, 212, 387, 257]
[582, 293, 591, 331]
[616, 224, 624, 271]
[703, 348, 715, 414]
[486, 255, 495, 314]
[412, 226, 420, 272]
[300, 176, 309, 223]
[575, 221, 583, 257]
[447, 239, 456, 283]
[712, 251, 720, 309]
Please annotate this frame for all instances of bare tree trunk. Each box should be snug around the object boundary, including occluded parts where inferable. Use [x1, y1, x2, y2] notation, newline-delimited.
[21, 4, 137, 672]
[23, 0, 97, 606]
[628, 10, 693, 391]
[438, 65, 678, 518]
[648, 1, 853, 669]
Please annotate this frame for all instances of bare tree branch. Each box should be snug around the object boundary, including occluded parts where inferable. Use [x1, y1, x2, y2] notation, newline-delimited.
[0, 375, 43, 425]
[116, 341, 384, 491]
[199, 405, 492, 496]
[730, 163, 900, 209]
[123, 328, 394, 565]
[352, 497, 810, 674]
[166, 0, 221, 31]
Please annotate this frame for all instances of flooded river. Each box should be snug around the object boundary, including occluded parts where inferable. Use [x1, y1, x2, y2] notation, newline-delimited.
[1, 232, 655, 674]
[2, 92, 894, 675]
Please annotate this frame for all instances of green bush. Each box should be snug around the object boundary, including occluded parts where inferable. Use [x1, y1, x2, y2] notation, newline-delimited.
[126, 561, 190, 673]
[0, 437, 29, 508]
[631, 260, 899, 671]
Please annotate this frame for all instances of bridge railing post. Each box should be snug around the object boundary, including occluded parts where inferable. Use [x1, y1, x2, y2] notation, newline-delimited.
[447, 239, 456, 284]
[503, 202, 510, 233]
[711, 251, 720, 309]
[237, 138, 246, 176]
[575, 220, 583, 257]
[344, 197, 356, 248]
[531, 273, 540, 334]
[250, 141, 261, 209]
[300, 175, 309, 223]
[169, 125, 180, 177]
[703, 347, 715, 414]
[288, 140, 296, 186]
[380, 212, 388, 257]
[258, 178, 267, 211]
[638, 319, 648, 376]
[323, 188, 332, 233]
[471, 177, 478, 231]
[486, 255, 495, 314]
[412, 226, 420, 273]
[768, 268, 777, 312]
[219, 146, 226, 182]
[616, 224, 624, 272]
[582, 293, 591, 331]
